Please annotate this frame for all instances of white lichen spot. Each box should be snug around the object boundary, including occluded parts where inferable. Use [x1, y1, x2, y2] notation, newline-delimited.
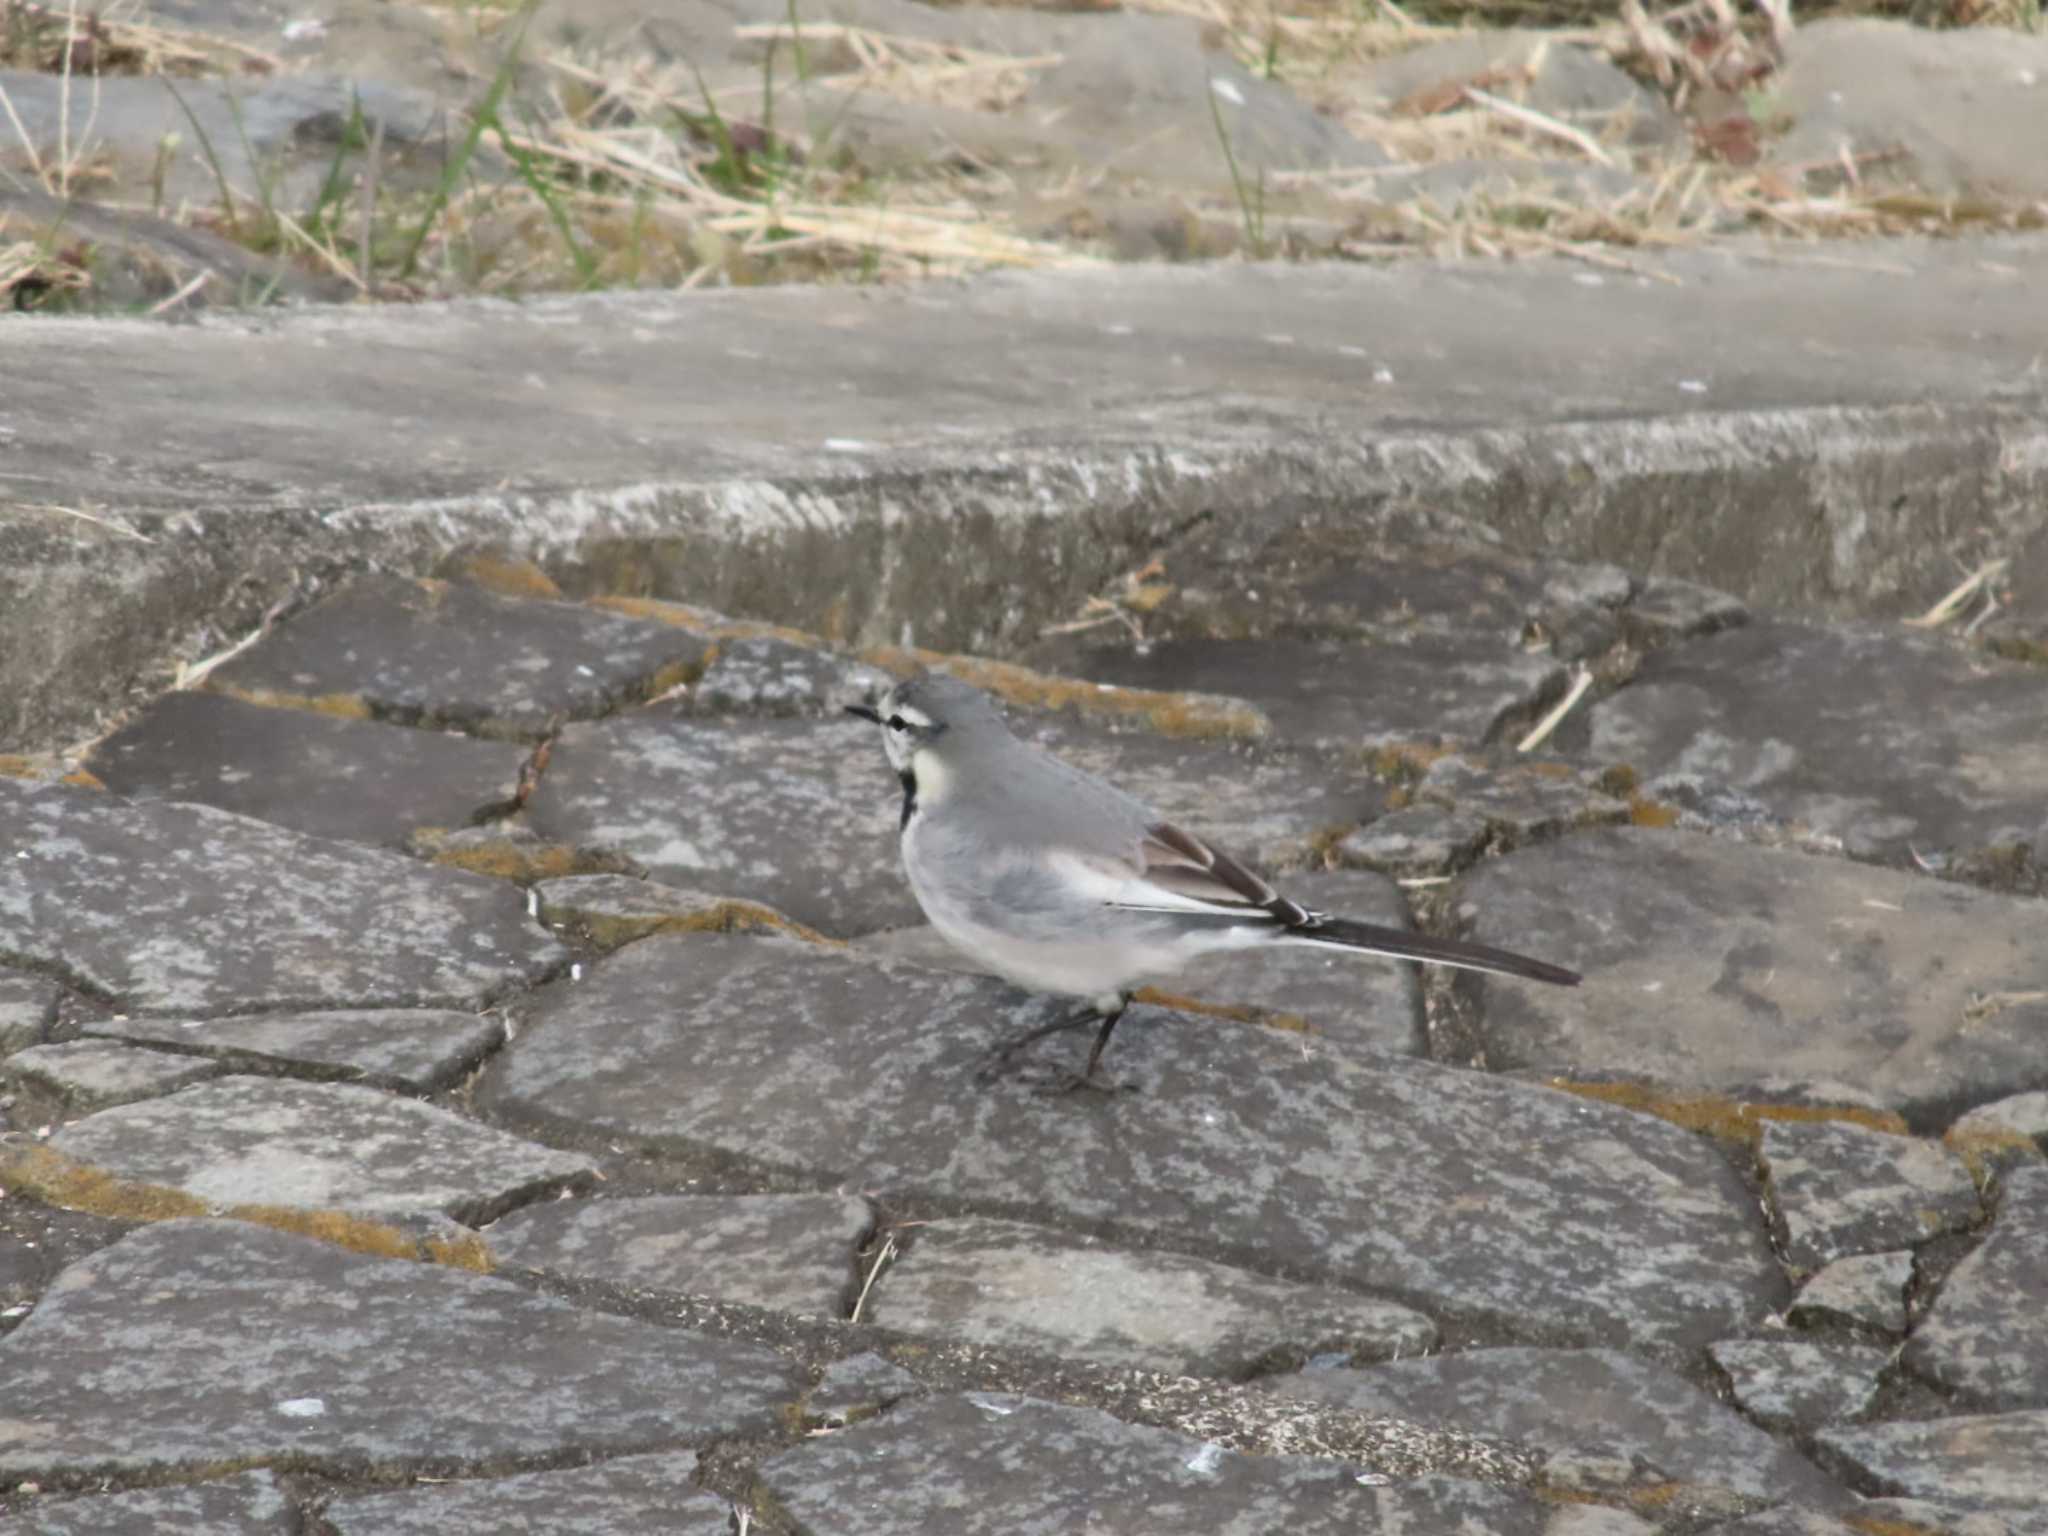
[1184, 1443, 1224, 1476]
[275, 1397, 327, 1418]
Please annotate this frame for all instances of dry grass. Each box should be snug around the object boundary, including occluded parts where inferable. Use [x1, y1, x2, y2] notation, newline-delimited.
[1366, 0, 2036, 24]
[0, 0, 279, 77]
[3, 0, 1089, 304]
[1135, 0, 1467, 81]
[462, 44, 1097, 287]
[0, 224, 91, 305]
[0, 0, 2039, 307]
[1242, 0, 2045, 274]
[729, 20, 1062, 112]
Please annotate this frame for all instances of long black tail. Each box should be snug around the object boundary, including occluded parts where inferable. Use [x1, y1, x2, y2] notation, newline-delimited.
[1286, 916, 1580, 987]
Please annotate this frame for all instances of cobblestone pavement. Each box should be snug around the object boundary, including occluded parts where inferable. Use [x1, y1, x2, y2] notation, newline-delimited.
[4, 551, 2047, 1533]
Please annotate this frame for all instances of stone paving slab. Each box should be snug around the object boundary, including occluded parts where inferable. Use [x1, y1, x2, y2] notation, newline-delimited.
[1758, 1120, 1981, 1274]
[1619, 576, 1752, 648]
[1058, 637, 1567, 753]
[86, 689, 528, 849]
[1451, 826, 2048, 1127]
[1902, 1166, 2048, 1412]
[3, 1040, 225, 1111]
[1332, 805, 1492, 881]
[324, 1452, 731, 1534]
[51, 1078, 593, 1223]
[757, 1392, 1572, 1536]
[872, 1215, 1436, 1377]
[534, 875, 833, 952]
[0, 971, 59, 1057]
[0, 1200, 130, 1314]
[0, 1220, 801, 1480]
[488, 1193, 871, 1316]
[1707, 1339, 1893, 1434]
[12, 1471, 295, 1535]
[1787, 1251, 1913, 1337]
[0, 781, 566, 1015]
[1153, 541, 1635, 661]
[523, 711, 920, 937]
[682, 635, 890, 719]
[1333, 756, 1634, 880]
[1410, 755, 1633, 845]
[1866, 1506, 2048, 1536]
[810, 1351, 925, 1427]
[484, 933, 1783, 1351]
[1707, 1504, 2043, 1536]
[1262, 1348, 1843, 1511]
[80, 1008, 506, 1094]
[204, 574, 712, 741]
[1948, 1092, 2048, 1180]
[1588, 620, 2048, 865]
[1817, 1410, 2048, 1510]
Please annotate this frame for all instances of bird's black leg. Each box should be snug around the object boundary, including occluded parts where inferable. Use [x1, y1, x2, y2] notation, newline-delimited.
[979, 993, 1135, 1091]
[1082, 997, 1131, 1081]
[977, 1002, 1101, 1082]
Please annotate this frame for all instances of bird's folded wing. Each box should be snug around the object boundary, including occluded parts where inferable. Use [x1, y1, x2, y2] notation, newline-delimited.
[1053, 820, 1311, 924]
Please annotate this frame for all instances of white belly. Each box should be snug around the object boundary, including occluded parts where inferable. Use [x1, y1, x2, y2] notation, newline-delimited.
[927, 907, 1162, 999]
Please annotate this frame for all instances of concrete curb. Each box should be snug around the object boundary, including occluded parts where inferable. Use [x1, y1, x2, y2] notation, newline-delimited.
[5, 247, 2044, 751]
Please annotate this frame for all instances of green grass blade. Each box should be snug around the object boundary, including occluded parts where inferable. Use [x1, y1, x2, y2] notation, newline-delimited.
[162, 78, 242, 241]
[396, 0, 542, 280]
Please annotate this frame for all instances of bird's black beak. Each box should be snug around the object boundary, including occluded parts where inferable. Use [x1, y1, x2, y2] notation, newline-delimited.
[844, 702, 882, 723]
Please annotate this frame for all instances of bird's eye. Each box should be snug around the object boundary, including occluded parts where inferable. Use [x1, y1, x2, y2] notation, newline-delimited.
[886, 714, 909, 732]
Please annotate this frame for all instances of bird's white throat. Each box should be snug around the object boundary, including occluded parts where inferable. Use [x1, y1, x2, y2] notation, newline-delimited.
[907, 747, 952, 810]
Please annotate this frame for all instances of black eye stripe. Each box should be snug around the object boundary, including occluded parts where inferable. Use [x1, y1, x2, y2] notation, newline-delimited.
[887, 715, 909, 731]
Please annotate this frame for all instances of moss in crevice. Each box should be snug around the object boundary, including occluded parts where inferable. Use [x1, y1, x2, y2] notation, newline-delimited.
[1133, 987, 1310, 1036]
[446, 554, 563, 601]
[1, 1146, 496, 1272]
[581, 900, 846, 955]
[207, 682, 375, 721]
[863, 645, 1268, 743]
[1548, 1080, 1910, 1146]
[588, 595, 823, 648]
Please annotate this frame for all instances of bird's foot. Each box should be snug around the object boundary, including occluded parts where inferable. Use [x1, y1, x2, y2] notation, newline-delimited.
[1046, 1069, 1137, 1098]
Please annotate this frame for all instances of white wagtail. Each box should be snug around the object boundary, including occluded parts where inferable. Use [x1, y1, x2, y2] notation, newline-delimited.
[849, 673, 1579, 1081]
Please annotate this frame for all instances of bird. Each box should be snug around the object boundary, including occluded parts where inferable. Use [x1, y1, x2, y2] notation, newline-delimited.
[847, 672, 1579, 1083]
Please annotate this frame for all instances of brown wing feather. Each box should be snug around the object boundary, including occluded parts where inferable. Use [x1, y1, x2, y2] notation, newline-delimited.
[1140, 821, 1310, 925]
[1133, 823, 1578, 985]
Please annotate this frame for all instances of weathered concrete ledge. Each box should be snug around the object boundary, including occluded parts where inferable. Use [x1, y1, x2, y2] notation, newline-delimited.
[4, 241, 2044, 751]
